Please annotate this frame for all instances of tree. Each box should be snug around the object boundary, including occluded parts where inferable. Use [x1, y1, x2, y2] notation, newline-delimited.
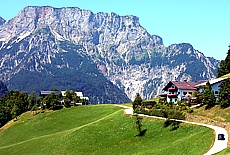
[218, 79, 230, 108]
[11, 104, 20, 121]
[43, 93, 59, 109]
[132, 93, 146, 136]
[64, 90, 73, 101]
[217, 46, 230, 77]
[201, 81, 216, 109]
[31, 105, 38, 116]
[28, 92, 36, 110]
[133, 93, 142, 112]
[216, 46, 230, 108]
[192, 90, 201, 104]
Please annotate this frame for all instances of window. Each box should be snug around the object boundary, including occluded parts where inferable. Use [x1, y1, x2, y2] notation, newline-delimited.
[175, 99, 177, 102]
[189, 92, 192, 95]
[170, 99, 172, 102]
[215, 91, 219, 94]
[178, 92, 180, 94]
[183, 92, 187, 95]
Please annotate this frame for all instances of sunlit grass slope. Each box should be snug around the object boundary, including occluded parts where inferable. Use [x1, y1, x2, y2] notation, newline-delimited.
[193, 105, 230, 122]
[0, 105, 213, 155]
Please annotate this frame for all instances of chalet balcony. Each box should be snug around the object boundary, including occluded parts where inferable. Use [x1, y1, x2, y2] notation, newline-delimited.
[167, 94, 178, 98]
[168, 88, 178, 92]
[158, 94, 167, 97]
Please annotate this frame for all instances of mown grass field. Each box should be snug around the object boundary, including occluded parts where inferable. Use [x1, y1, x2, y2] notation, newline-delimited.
[0, 105, 214, 155]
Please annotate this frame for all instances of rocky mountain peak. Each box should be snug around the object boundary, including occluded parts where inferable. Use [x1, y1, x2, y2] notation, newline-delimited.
[0, 17, 5, 25]
[0, 6, 219, 101]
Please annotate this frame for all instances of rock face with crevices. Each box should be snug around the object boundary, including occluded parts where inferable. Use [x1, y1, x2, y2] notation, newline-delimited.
[0, 6, 219, 102]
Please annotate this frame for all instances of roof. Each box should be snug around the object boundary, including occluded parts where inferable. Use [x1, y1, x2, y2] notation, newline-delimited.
[195, 77, 228, 87]
[40, 91, 61, 95]
[163, 80, 206, 91]
[221, 73, 230, 78]
[80, 96, 89, 100]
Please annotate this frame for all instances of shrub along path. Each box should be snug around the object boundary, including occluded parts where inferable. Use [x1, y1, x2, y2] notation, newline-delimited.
[116, 105, 228, 155]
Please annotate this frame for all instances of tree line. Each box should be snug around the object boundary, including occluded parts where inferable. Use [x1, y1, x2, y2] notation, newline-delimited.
[0, 90, 88, 128]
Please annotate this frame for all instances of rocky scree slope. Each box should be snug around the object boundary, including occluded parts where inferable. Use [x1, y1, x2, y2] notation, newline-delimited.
[0, 6, 219, 101]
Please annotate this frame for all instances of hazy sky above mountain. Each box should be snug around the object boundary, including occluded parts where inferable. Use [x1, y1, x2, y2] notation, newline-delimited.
[0, 0, 229, 60]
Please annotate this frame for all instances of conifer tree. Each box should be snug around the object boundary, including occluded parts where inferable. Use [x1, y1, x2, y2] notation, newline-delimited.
[218, 79, 230, 108]
[132, 93, 142, 112]
[201, 81, 216, 109]
[217, 46, 230, 77]
[216, 46, 230, 108]
[132, 93, 146, 136]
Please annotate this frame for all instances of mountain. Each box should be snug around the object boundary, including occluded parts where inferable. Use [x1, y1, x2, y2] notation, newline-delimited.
[0, 6, 219, 101]
[0, 17, 5, 25]
[0, 80, 8, 97]
[0, 26, 130, 103]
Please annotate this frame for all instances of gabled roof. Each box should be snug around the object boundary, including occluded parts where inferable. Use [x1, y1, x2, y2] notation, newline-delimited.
[163, 80, 206, 91]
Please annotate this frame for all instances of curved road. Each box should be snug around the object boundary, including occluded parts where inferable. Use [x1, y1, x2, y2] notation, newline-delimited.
[116, 105, 228, 155]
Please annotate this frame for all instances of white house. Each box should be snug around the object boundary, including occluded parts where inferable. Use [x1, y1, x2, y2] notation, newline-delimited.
[160, 80, 205, 103]
[195, 77, 229, 96]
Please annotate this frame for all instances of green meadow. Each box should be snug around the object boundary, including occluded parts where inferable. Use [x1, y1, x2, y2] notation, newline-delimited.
[0, 105, 214, 155]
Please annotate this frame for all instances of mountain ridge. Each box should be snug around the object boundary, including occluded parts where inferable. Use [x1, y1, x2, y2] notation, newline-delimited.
[0, 6, 219, 101]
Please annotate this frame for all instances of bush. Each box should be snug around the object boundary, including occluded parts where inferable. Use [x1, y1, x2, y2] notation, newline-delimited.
[52, 105, 63, 110]
[187, 108, 193, 113]
[143, 101, 157, 108]
[146, 105, 152, 109]
[176, 100, 182, 106]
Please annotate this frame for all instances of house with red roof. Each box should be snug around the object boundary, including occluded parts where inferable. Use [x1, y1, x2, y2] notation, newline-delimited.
[160, 80, 205, 103]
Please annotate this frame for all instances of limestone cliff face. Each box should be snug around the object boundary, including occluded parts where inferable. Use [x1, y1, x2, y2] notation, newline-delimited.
[0, 17, 5, 25]
[0, 6, 219, 101]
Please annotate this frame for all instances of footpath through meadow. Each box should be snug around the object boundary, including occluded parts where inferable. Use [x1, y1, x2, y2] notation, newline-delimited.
[116, 105, 228, 155]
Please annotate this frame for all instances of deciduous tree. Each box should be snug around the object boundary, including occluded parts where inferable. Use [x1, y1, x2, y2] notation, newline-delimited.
[11, 104, 20, 120]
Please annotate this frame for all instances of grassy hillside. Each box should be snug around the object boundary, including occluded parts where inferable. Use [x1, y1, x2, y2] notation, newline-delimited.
[192, 105, 230, 122]
[0, 105, 214, 155]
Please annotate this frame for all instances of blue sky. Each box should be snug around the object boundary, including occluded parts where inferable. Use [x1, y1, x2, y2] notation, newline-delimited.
[0, 0, 229, 60]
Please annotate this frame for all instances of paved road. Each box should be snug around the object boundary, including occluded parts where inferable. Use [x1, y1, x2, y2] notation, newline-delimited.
[116, 105, 228, 155]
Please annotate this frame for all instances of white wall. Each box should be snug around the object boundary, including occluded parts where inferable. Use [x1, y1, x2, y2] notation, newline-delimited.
[211, 82, 221, 96]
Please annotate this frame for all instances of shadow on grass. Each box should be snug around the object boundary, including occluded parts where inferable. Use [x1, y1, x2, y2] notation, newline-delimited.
[135, 129, 147, 137]
[164, 119, 181, 131]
